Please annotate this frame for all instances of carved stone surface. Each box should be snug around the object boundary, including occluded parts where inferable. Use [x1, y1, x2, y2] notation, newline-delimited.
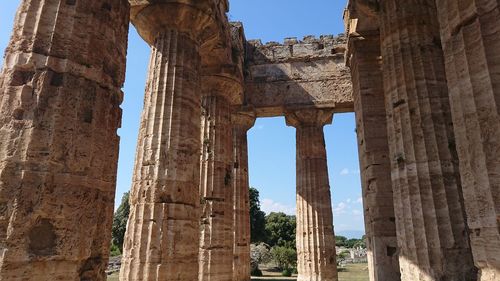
[286, 109, 338, 281]
[1, 1, 499, 281]
[198, 21, 245, 281]
[347, 32, 400, 281]
[379, 1, 476, 280]
[231, 112, 255, 281]
[199, 92, 235, 281]
[245, 36, 353, 117]
[119, 29, 202, 280]
[0, 0, 129, 280]
[435, 1, 500, 280]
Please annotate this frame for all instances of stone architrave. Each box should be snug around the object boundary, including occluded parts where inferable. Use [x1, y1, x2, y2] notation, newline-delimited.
[348, 31, 400, 281]
[199, 76, 242, 281]
[286, 109, 338, 281]
[0, 0, 129, 280]
[231, 111, 255, 281]
[379, 1, 476, 280]
[435, 1, 500, 280]
[119, 1, 227, 280]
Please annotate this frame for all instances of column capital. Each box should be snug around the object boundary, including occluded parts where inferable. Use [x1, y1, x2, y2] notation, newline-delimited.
[130, 0, 227, 45]
[285, 109, 333, 128]
[231, 111, 256, 131]
[347, 0, 380, 18]
[202, 75, 243, 105]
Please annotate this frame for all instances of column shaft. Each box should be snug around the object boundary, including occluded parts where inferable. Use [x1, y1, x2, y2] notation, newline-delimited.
[120, 30, 202, 281]
[379, 1, 476, 280]
[0, 1, 129, 280]
[287, 110, 337, 281]
[199, 95, 234, 281]
[349, 32, 401, 281]
[435, 1, 500, 280]
[232, 113, 255, 281]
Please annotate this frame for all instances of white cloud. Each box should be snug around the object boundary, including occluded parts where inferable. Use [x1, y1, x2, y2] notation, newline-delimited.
[333, 202, 347, 215]
[339, 168, 360, 176]
[261, 198, 296, 215]
[356, 197, 363, 204]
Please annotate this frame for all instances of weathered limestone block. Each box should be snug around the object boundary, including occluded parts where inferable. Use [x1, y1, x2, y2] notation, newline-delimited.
[198, 20, 245, 281]
[435, 1, 500, 280]
[347, 31, 400, 281]
[245, 36, 353, 117]
[120, 1, 230, 280]
[286, 109, 338, 281]
[232, 111, 255, 281]
[0, 0, 129, 280]
[120, 29, 202, 281]
[199, 76, 242, 281]
[379, 1, 476, 280]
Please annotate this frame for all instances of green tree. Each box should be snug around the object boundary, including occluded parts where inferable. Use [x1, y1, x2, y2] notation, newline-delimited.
[270, 246, 297, 271]
[250, 187, 267, 242]
[265, 212, 296, 248]
[112, 192, 130, 252]
[335, 235, 348, 247]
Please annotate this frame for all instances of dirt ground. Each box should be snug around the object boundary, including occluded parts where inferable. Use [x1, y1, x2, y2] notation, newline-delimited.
[107, 263, 369, 281]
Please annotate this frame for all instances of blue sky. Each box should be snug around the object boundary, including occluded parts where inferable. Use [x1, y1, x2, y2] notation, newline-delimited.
[0, 0, 364, 236]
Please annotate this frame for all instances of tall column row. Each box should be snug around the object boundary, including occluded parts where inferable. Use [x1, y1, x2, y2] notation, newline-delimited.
[120, 29, 202, 280]
[199, 78, 239, 281]
[286, 109, 338, 281]
[0, 0, 129, 280]
[232, 112, 255, 281]
[348, 32, 400, 281]
[379, 0, 476, 280]
[435, 1, 500, 280]
[119, 1, 228, 280]
[347, 0, 500, 280]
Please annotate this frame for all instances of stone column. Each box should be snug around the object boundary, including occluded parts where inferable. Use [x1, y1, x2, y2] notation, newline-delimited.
[379, 1, 476, 280]
[199, 77, 242, 281]
[286, 109, 338, 281]
[232, 112, 255, 281]
[434, 1, 500, 280]
[0, 1, 129, 280]
[120, 2, 221, 280]
[348, 32, 400, 281]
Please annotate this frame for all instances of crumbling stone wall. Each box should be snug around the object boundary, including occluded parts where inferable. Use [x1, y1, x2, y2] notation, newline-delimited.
[244, 35, 353, 117]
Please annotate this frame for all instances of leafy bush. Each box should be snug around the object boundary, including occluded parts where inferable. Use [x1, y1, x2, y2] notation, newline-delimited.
[270, 246, 297, 271]
[251, 243, 271, 265]
[250, 266, 263, 277]
[282, 268, 292, 277]
[110, 243, 121, 257]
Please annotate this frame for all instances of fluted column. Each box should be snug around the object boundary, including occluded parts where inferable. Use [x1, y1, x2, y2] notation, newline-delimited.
[434, 1, 500, 280]
[120, 30, 201, 281]
[199, 76, 241, 281]
[120, 2, 223, 280]
[0, 1, 129, 280]
[347, 31, 400, 281]
[379, 1, 476, 280]
[286, 109, 338, 281]
[232, 112, 255, 281]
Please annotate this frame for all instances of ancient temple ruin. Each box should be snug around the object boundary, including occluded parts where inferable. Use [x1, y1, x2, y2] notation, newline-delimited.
[0, 0, 498, 281]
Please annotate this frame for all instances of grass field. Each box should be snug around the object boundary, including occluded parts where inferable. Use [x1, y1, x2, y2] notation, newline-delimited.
[106, 263, 369, 281]
[338, 263, 369, 281]
[107, 273, 119, 281]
